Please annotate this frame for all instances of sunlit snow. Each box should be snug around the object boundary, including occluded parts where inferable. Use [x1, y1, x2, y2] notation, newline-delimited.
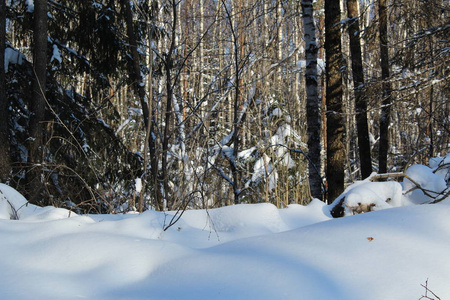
[0, 157, 449, 299]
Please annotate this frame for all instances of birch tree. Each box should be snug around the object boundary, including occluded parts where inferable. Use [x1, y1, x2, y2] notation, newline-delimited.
[301, 0, 323, 200]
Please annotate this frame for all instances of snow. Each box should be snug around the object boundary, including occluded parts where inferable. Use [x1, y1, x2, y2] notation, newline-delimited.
[336, 157, 449, 215]
[4, 47, 24, 72]
[26, 0, 34, 13]
[296, 58, 326, 74]
[271, 107, 283, 117]
[343, 181, 404, 214]
[403, 164, 447, 203]
[135, 178, 142, 193]
[50, 44, 62, 64]
[0, 158, 449, 299]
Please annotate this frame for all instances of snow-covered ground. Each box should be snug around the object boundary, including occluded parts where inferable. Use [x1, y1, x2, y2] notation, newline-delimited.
[0, 157, 449, 299]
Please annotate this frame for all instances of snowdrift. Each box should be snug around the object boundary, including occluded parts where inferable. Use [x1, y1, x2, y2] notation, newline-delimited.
[330, 155, 449, 216]
[0, 157, 449, 299]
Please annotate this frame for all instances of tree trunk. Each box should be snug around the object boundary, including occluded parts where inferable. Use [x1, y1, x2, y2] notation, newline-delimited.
[122, 0, 164, 211]
[222, 0, 243, 204]
[378, 0, 391, 174]
[162, 0, 178, 210]
[28, 0, 48, 204]
[231, 0, 246, 204]
[325, 0, 345, 203]
[301, 0, 323, 200]
[0, 0, 10, 182]
[346, 0, 372, 179]
[122, 0, 150, 129]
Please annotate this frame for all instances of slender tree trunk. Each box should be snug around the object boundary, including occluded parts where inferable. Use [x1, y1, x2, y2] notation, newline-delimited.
[199, 0, 205, 106]
[378, 0, 391, 173]
[28, 0, 48, 204]
[122, 0, 162, 211]
[426, 24, 435, 158]
[162, 0, 178, 210]
[222, 0, 243, 204]
[325, 0, 345, 203]
[122, 0, 150, 129]
[276, 0, 283, 84]
[231, 0, 246, 204]
[0, 0, 10, 182]
[346, 0, 372, 179]
[301, 0, 322, 200]
[140, 31, 154, 213]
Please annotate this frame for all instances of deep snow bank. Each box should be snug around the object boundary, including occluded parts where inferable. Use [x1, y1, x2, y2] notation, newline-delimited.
[0, 154, 449, 299]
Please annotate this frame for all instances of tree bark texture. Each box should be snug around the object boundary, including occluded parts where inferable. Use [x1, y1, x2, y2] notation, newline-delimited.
[28, 0, 48, 204]
[232, 0, 245, 204]
[378, 0, 391, 174]
[346, 0, 372, 179]
[0, 0, 10, 182]
[162, 0, 178, 210]
[301, 0, 323, 200]
[122, 0, 163, 211]
[122, 0, 150, 129]
[325, 0, 345, 203]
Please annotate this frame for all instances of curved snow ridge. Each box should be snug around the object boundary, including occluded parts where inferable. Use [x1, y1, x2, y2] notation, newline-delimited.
[181, 201, 331, 233]
[141, 202, 450, 300]
[0, 183, 30, 220]
[0, 183, 83, 221]
[0, 215, 196, 299]
[205, 203, 290, 233]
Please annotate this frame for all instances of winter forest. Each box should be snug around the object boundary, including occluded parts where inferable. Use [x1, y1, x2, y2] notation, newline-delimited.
[0, 0, 449, 212]
[1, 0, 450, 299]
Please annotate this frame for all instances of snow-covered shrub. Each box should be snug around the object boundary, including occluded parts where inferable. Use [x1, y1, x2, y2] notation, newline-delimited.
[341, 181, 404, 216]
[403, 164, 447, 204]
[429, 154, 450, 185]
[332, 154, 450, 217]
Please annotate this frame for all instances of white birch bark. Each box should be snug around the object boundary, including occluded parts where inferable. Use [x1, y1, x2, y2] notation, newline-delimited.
[302, 0, 323, 200]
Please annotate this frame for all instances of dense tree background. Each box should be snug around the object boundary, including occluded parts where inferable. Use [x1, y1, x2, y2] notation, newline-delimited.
[1, 0, 449, 213]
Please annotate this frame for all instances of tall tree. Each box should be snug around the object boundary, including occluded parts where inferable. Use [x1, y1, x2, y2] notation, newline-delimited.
[160, 0, 178, 210]
[122, 0, 150, 130]
[301, 0, 322, 200]
[232, 0, 245, 204]
[0, 0, 10, 182]
[28, 0, 48, 204]
[378, 0, 391, 173]
[325, 0, 345, 203]
[221, 0, 244, 205]
[121, 0, 156, 211]
[347, 0, 372, 179]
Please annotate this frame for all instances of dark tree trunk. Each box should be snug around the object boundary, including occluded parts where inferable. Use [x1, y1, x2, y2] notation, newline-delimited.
[378, 0, 391, 174]
[121, 0, 163, 211]
[0, 0, 10, 182]
[28, 0, 48, 204]
[223, 0, 243, 205]
[325, 0, 345, 203]
[347, 0, 372, 179]
[122, 0, 150, 129]
[161, 0, 178, 210]
[301, 0, 323, 200]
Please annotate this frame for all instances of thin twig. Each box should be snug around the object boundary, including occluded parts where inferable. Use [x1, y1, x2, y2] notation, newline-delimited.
[419, 279, 442, 300]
